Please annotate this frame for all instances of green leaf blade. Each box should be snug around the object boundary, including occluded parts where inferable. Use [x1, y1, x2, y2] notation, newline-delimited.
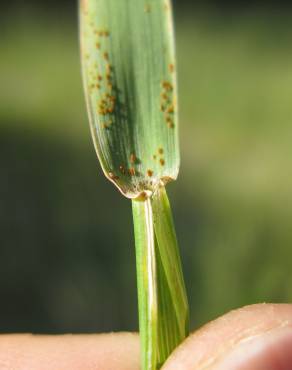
[80, 2, 189, 368]
[80, 0, 179, 199]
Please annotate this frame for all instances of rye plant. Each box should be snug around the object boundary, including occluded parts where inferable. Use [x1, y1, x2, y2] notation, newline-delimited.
[79, 0, 189, 368]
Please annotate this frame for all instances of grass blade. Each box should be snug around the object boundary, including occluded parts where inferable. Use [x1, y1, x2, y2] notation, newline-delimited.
[80, 0, 179, 199]
[79, 1, 189, 368]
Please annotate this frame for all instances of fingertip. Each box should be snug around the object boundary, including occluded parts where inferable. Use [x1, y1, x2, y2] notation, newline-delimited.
[163, 304, 292, 370]
[0, 332, 140, 370]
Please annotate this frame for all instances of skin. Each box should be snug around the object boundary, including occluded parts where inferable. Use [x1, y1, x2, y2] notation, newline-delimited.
[0, 304, 292, 370]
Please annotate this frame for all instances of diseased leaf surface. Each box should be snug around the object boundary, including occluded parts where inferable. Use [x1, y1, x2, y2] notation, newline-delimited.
[80, 0, 179, 199]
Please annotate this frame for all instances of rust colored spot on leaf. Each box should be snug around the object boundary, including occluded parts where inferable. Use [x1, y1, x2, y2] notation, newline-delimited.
[130, 153, 136, 164]
[109, 172, 119, 180]
[128, 167, 136, 176]
[144, 4, 151, 13]
[119, 165, 126, 174]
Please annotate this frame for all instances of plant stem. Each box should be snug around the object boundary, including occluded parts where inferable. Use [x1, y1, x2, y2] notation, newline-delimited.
[132, 186, 189, 370]
[132, 194, 158, 369]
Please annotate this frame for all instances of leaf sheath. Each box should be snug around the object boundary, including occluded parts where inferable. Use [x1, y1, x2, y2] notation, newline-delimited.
[132, 187, 189, 369]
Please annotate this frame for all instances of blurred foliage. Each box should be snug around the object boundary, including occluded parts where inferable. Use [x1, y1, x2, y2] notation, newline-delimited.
[2, 0, 292, 13]
[0, 8, 292, 333]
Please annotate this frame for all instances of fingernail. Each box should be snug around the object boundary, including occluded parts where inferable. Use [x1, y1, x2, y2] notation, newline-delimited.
[213, 326, 292, 370]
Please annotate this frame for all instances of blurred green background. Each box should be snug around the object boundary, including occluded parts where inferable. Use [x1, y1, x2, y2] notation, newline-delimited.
[1, 1, 292, 334]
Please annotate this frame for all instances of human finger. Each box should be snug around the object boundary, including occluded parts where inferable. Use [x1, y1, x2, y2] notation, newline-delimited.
[163, 303, 292, 370]
[0, 332, 139, 370]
